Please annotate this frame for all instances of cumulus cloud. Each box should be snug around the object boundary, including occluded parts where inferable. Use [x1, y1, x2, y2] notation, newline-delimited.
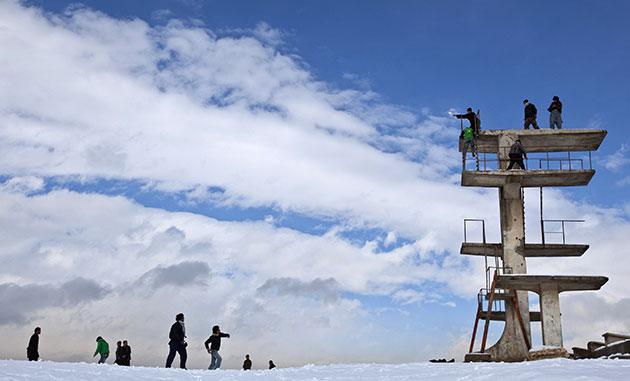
[133, 261, 211, 292]
[0, 278, 110, 324]
[257, 277, 340, 303]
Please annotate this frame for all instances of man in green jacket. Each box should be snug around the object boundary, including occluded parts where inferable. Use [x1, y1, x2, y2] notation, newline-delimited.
[93, 336, 110, 364]
[460, 126, 476, 159]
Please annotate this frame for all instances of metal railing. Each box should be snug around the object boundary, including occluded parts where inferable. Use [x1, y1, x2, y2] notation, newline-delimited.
[541, 219, 585, 245]
[462, 145, 594, 172]
[463, 218, 486, 244]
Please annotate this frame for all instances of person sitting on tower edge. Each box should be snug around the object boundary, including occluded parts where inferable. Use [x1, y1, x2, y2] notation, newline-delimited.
[507, 139, 527, 170]
[454, 107, 480, 135]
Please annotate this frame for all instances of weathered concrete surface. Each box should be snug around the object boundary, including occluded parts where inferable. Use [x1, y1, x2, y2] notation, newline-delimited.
[463, 353, 492, 362]
[459, 129, 607, 153]
[496, 275, 608, 292]
[460, 243, 589, 258]
[603, 332, 630, 345]
[461, 169, 595, 187]
[480, 311, 541, 322]
[526, 347, 569, 361]
[485, 181, 531, 362]
[540, 283, 563, 347]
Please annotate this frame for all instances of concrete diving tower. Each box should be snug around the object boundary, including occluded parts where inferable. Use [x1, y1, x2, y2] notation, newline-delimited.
[460, 128, 608, 363]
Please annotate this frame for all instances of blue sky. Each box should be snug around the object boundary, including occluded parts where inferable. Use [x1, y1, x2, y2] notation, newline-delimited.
[1, 0, 629, 368]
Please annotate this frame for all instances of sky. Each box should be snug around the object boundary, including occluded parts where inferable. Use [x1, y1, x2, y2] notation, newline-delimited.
[0, 0, 629, 369]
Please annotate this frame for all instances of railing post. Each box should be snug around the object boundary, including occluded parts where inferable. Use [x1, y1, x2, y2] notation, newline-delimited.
[568, 150, 572, 170]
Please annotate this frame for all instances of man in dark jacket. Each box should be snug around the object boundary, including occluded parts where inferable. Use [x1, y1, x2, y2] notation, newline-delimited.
[27, 327, 41, 361]
[204, 325, 230, 370]
[114, 341, 122, 364]
[523, 99, 539, 129]
[507, 139, 527, 170]
[454, 107, 481, 136]
[165, 313, 187, 369]
[243, 354, 252, 370]
[547, 96, 563, 129]
[119, 340, 131, 366]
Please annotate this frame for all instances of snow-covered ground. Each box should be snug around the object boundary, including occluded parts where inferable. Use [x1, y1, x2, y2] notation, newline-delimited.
[1, 359, 629, 380]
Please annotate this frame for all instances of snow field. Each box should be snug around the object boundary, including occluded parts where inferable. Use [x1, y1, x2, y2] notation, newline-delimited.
[1, 358, 630, 380]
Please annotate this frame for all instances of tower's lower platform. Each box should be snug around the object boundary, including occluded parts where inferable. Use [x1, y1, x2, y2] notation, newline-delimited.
[461, 243, 589, 258]
[461, 169, 595, 187]
[496, 275, 608, 292]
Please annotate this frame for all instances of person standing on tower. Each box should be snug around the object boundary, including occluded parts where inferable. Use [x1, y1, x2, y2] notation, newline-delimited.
[547, 96, 563, 129]
[165, 313, 187, 369]
[523, 99, 539, 129]
[454, 107, 481, 136]
[27, 327, 41, 361]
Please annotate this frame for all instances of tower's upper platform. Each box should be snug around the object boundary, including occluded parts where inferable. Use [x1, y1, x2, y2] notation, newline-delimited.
[459, 129, 607, 154]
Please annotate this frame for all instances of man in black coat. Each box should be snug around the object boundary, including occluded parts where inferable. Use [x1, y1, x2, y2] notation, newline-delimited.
[119, 340, 131, 366]
[27, 327, 41, 361]
[523, 99, 539, 129]
[243, 354, 252, 370]
[454, 107, 481, 136]
[165, 313, 187, 369]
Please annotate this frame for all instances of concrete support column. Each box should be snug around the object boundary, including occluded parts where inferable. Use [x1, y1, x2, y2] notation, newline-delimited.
[499, 182, 531, 343]
[540, 283, 563, 348]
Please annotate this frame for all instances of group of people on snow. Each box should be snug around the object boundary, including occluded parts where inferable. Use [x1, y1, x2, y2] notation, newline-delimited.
[456, 96, 565, 169]
[165, 312, 276, 370]
[26, 315, 277, 370]
[92, 336, 131, 365]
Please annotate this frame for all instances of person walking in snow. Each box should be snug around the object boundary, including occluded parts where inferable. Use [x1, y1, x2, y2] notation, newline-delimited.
[93, 336, 110, 364]
[114, 341, 122, 365]
[119, 340, 131, 366]
[165, 313, 188, 369]
[547, 96, 563, 129]
[26, 327, 41, 361]
[204, 325, 230, 370]
[268, 360, 276, 369]
[243, 354, 252, 370]
[523, 99, 539, 129]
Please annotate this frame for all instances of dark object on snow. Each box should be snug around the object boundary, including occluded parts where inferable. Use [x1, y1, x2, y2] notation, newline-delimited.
[243, 354, 252, 370]
[429, 358, 455, 363]
[269, 360, 276, 369]
[27, 327, 41, 361]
